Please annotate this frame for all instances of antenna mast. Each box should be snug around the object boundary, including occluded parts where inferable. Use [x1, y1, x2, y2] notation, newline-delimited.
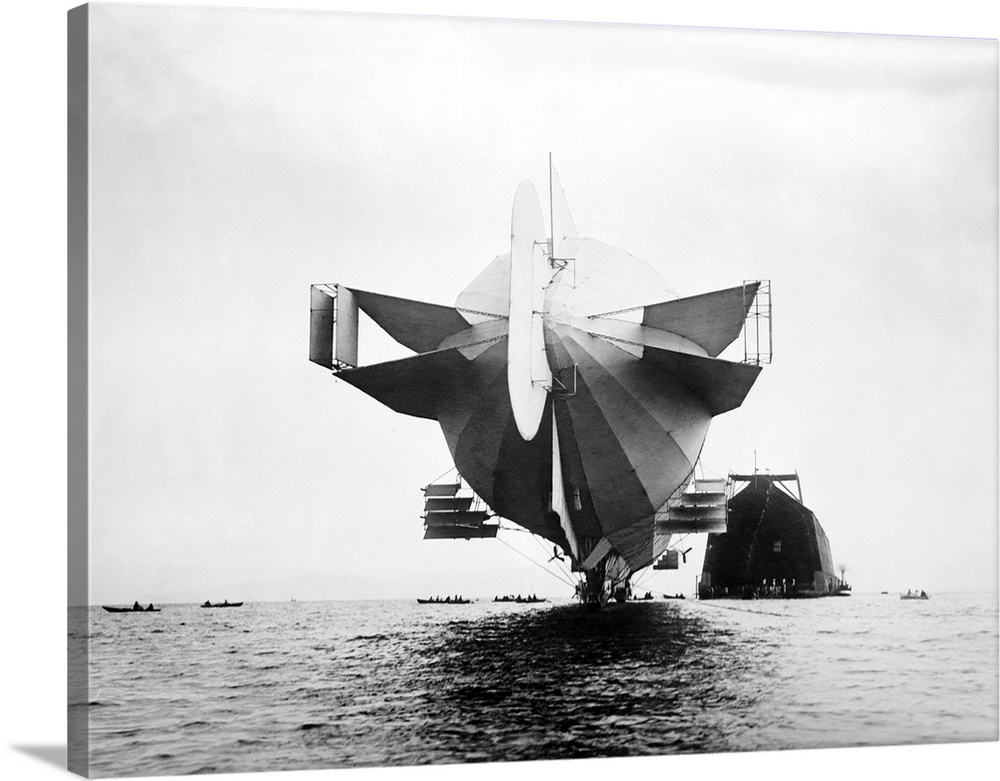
[548, 152, 555, 260]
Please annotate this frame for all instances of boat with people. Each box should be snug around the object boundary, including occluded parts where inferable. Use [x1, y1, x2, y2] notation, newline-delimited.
[103, 602, 160, 613]
[200, 600, 244, 608]
[417, 596, 471, 604]
[492, 594, 546, 603]
[900, 590, 929, 600]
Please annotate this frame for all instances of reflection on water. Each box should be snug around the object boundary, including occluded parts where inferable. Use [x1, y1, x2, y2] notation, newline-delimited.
[78, 593, 998, 776]
[410, 604, 774, 761]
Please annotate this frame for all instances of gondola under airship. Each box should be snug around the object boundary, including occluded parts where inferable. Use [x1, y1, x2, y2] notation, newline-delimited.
[310, 161, 771, 605]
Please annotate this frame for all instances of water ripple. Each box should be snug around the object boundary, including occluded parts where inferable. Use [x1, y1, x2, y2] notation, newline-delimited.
[79, 592, 998, 775]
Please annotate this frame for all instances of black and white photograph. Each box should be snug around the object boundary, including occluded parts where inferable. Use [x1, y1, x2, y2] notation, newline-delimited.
[3, 2, 999, 781]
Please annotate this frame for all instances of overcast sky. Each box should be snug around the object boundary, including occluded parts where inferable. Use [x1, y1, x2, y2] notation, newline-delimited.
[83, 3, 997, 604]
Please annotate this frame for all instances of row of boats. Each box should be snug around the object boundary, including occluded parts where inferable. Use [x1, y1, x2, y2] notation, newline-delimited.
[104, 590, 932, 612]
[102, 600, 243, 613]
[416, 594, 550, 604]
[417, 592, 688, 605]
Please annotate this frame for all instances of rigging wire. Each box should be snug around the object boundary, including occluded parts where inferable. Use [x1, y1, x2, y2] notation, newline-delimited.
[631, 566, 662, 592]
[498, 522, 576, 583]
[497, 524, 576, 588]
[529, 531, 575, 582]
[424, 464, 460, 487]
[496, 536, 577, 589]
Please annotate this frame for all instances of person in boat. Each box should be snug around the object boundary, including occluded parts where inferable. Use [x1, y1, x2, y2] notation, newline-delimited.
[203, 600, 211, 607]
[147, 603, 154, 611]
[920, 590, 927, 598]
[133, 601, 141, 611]
[223, 599, 229, 606]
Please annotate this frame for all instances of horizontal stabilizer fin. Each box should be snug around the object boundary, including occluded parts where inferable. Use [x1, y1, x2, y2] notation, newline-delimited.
[424, 510, 491, 526]
[424, 496, 474, 511]
[350, 288, 473, 354]
[642, 346, 762, 416]
[335, 345, 482, 420]
[642, 283, 759, 357]
[423, 483, 461, 497]
[424, 525, 499, 539]
[656, 518, 728, 534]
[422, 498, 497, 539]
[653, 550, 680, 570]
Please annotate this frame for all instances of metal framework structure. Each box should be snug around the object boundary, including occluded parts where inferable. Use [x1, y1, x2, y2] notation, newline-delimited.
[743, 279, 772, 366]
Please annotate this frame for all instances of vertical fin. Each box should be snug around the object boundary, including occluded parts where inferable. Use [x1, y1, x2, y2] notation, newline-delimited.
[549, 156, 578, 257]
[309, 284, 358, 369]
[508, 180, 551, 440]
[551, 405, 580, 560]
[309, 285, 336, 368]
[334, 284, 359, 368]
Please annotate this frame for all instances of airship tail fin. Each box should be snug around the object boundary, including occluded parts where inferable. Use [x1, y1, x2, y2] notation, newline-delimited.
[508, 180, 551, 441]
[310, 284, 474, 369]
[642, 282, 761, 357]
[549, 156, 578, 254]
[642, 346, 762, 416]
[352, 288, 473, 354]
[334, 344, 496, 420]
[550, 405, 581, 561]
[310, 284, 357, 369]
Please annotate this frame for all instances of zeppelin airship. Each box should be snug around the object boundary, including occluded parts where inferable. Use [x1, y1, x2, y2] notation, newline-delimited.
[310, 161, 770, 605]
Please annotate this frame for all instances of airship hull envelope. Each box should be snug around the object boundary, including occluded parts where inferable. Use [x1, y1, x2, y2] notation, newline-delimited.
[311, 165, 768, 602]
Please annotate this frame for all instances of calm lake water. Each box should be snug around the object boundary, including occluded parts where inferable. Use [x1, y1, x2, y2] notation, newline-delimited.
[71, 592, 998, 777]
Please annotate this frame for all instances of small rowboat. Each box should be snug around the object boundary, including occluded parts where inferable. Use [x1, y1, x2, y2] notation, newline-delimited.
[417, 598, 471, 604]
[103, 606, 160, 613]
[492, 596, 546, 603]
[200, 601, 244, 608]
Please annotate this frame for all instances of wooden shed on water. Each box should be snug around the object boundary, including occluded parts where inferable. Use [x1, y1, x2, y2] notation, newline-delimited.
[698, 473, 841, 599]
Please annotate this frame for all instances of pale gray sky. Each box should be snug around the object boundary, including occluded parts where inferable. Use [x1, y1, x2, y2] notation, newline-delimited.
[84, 3, 997, 604]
